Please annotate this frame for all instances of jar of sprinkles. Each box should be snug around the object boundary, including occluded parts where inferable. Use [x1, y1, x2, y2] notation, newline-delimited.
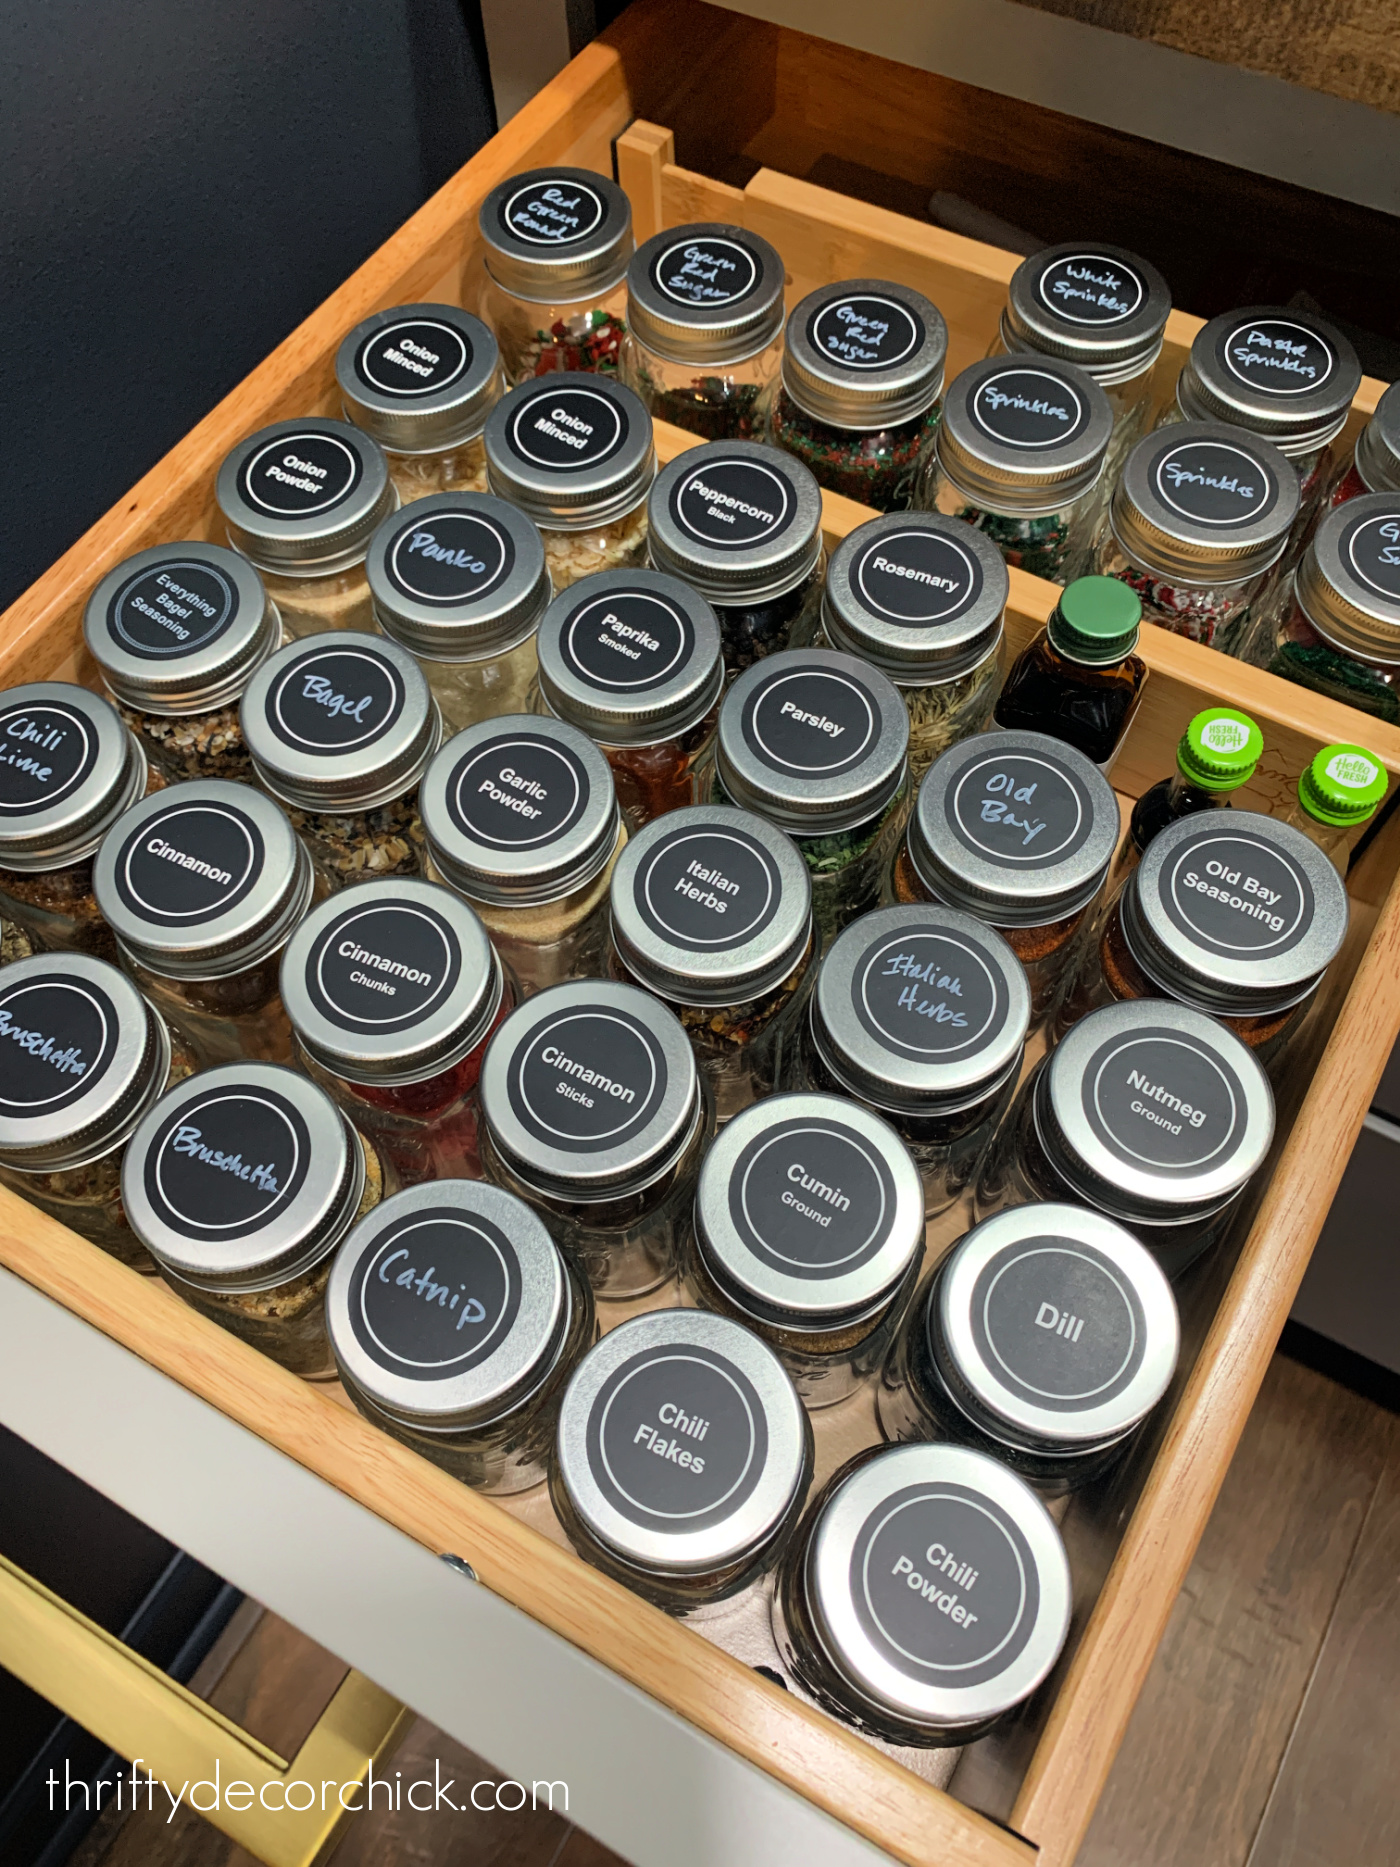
[1330, 380, 1400, 508]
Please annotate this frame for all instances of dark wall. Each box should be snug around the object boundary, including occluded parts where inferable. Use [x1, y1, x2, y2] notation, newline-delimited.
[0, 0, 495, 610]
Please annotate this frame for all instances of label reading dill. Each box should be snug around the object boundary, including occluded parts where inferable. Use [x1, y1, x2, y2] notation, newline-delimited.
[349, 1207, 523, 1380]
[726, 1115, 896, 1280]
[967, 1235, 1146, 1410]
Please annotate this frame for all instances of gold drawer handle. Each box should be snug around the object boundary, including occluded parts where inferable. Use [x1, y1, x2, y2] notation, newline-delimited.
[0, 1551, 408, 1867]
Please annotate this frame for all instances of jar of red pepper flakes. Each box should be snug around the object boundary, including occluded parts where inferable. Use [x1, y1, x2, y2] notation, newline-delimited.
[1329, 379, 1400, 509]
[280, 877, 512, 1185]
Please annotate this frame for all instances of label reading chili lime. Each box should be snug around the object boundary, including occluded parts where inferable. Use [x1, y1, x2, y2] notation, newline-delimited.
[1221, 318, 1334, 395]
[1036, 255, 1145, 326]
[349, 1207, 523, 1380]
[852, 925, 1007, 1062]
[809, 295, 922, 371]
[238, 431, 363, 517]
[670, 456, 796, 549]
[1159, 829, 1312, 957]
[107, 559, 239, 660]
[113, 800, 265, 926]
[305, 897, 461, 1035]
[264, 645, 405, 757]
[505, 1003, 667, 1153]
[852, 529, 983, 626]
[386, 508, 515, 606]
[501, 178, 606, 247]
[0, 974, 121, 1116]
[971, 367, 1089, 450]
[652, 236, 760, 307]
[633, 823, 782, 951]
[946, 749, 1094, 870]
[1153, 439, 1276, 528]
[743, 667, 877, 778]
[0, 701, 101, 815]
[561, 588, 693, 692]
[446, 732, 590, 850]
[966, 1235, 1146, 1413]
[506, 385, 628, 471]
[355, 319, 471, 398]
[726, 1114, 896, 1280]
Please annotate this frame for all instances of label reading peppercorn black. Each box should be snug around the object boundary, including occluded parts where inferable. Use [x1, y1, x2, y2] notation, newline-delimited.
[726, 1115, 896, 1279]
[0, 701, 101, 816]
[506, 385, 628, 471]
[304, 898, 461, 1034]
[670, 455, 796, 549]
[1036, 254, 1145, 327]
[965, 1235, 1146, 1412]
[107, 560, 239, 659]
[238, 431, 364, 517]
[852, 529, 984, 626]
[809, 295, 922, 371]
[946, 749, 1094, 870]
[348, 1206, 523, 1381]
[500, 177, 605, 247]
[264, 646, 405, 757]
[446, 732, 590, 850]
[971, 367, 1089, 450]
[744, 667, 877, 778]
[1159, 829, 1312, 957]
[386, 509, 515, 607]
[1080, 1026, 1246, 1173]
[651, 236, 760, 308]
[143, 1084, 312, 1240]
[561, 588, 693, 692]
[355, 319, 471, 398]
[852, 925, 1006, 1062]
[0, 975, 121, 1116]
[1153, 439, 1276, 528]
[113, 800, 265, 926]
[632, 823, 782, 951]
[1343, 510, 1400, 603]
[1220, 318, 1334, 396]
[506, 1004, 666, 1153]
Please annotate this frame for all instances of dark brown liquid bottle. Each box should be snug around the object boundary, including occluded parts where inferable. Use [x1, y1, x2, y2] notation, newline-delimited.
[993, 575, 1147, 768]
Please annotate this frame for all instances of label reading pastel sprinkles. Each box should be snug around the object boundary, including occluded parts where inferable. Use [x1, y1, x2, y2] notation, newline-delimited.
[652, 236, 760, 308]
[745, 669, 877, 778]
[501, 178, 605, 247]
[1081, 1028, 1245, 1174]
[265, 646, 404, 756]
[947, 750, 1093, 870]
[144, 1085, 312, 1239]
[0, 976, 121, 1116]
[238, 432, 363, 518]
[853, 927, 1005, 1062]
[671, 456, 795, 549]
[108, 560, 239, 659]
[114, 802, 264, 926]
[1222, 318, 1334, 396]
[809, 295, 922, 371]
[1036, 255, 1145, 327]
[506, 386, 627, 471]
[350, 1208, 523, 1380]
[562, 589, 693, 693]
[634, 824, 782, 952]
[727, 1116, 896, 1280]
[446, 733, 589, 851]
[1160, 831, 1312, 958]
[853, 529, 983, 627]
[387, 510, 515, 606]
[306, 899, 460, 1035]
[0, 702, 100, 816]
[1344, 511, 1400, 603]
[507, 1006, 666, 1153]
[967, 1237, 1145, 1412]
[355, 320, 471, 398]
[1154, 440, 1275, 528]
[972, 368, 1088, 450]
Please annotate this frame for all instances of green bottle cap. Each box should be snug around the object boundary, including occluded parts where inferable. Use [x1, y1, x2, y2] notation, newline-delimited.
[1047, 577, 1142, 665]
[1298, 744, 1389, 826]
[1177, 708, 1264, 791]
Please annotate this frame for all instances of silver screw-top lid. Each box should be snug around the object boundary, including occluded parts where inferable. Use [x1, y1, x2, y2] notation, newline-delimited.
[931, 1202, 1179, 1453]
[93, 779, 313, 980]
[801, 1441, 1071, 1732]
[609, 805, 811, 1007]
[1294, 494, 1400, 667]
[694, 1091, 924, 1330]
[366, 493, 549, 663]
[336, 303, 501, 454]
[478, 167, 632, 303]
[812, 905, 1030, 1117]
[716, 649, 909, 837]
[537, 569, 723, 747]
[1175, 307, 1362, 459]
[83, 541, 280, 716]
[418, 713, 619, 908]
[1353, 381, 1400, 495]
[1110, 422, 1300, 586]
[481, 978, 700, 1202]
[935, 355, 1113, 515]
[280, 878, 503, 1087]
[484, 373, 654, 530]
[326, 1179, 571, 1429]
[780, 280, 948, 431]
[626, 224, 786, 366]
[239, 632, 440, 813]
[646, 441, 825, 606]
[823, 514, 1008, 686]
[1123, 808, 1349, 1017]
[0, 954, 173, 1173]
[216, 418, 396, 578]
[122, 1061, 365, 1290]
[1001, 245, 1171, 386]
[0, 684, 147, 872]
[908, 731, 1119, 928]
[554, 1306, 808, 1576]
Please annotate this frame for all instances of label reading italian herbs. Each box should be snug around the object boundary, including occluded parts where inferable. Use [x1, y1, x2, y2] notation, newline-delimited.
[853, 925, 1007, 1062]
[1221, 318, 1334, 396]
[1036, 254, 1145, 326]
[113, 800, 264, 926]
[1160, 830, 1312, 957]
[727, 1114, 896, 1280]
[0, 700, 100, 816]
[967, 1235, 1146, 1412]
[852, 528, 983, 627]
[143, 1084, 311, 1241]
[1080, 1027, 1245, 1174]
[349, 1207, 523, 1381]
[355, 319, 471, 398]
[633, 823, 782, 951]
[238, 431, 363, 517]
[651, 236, 760, 308]
[1154, 439, 1276, 528]
[107, 559, 239, 659]
[505, 1004, 667, 1153]
[0, 974, 121, 1117]
[562, 587, 693, 692]
[305, 898, 461, 1034]
[946, 749, 1093, 870]
[809, 295, 923, 371]
[971, 366, 1089, 450]
[264, 645, 405, 757]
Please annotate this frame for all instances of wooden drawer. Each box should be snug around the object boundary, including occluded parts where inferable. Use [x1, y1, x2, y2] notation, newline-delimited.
[4, 6, 1399, 1864]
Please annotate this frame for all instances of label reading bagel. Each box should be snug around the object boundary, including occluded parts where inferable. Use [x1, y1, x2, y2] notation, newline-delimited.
[107, 559, 240, 659]
[501, 177, 605, 247]
[0, 975, 121, 1117]
[386, 509, 515, 606]
[966, 1236, 1146, 1412]
[852, 529, 984, 627]
[1080, 1027, 1246, 1173]
[238, 431, 363, 518]
[744, 667, 878, 778]
[809, 294, 922, 371]
[727, 1116, 896, 1280]
[561, 588, 693, 693]
[445, 732, 590, 850]
[946, 749, 1094, 870]
[971, 366, 1089, 451]
[633, 823, 783, 952]
[505, 1005, 667, 1153]
[506, 385, 628, 472]
[113, 802, 265, 926]
[305, 898, 462, 1035]
[355, 319, 471, 398]
[1153, 439, 1276, 528]
[652, 235, 760, 308]
[1221, 318, 1334, 396]
[1159, 829, 1313, 958]
[0, 700, 101, 816]
[853, 926, 1006, 1062]
[143, 1084, 312, 1240]
[1343, 509, 1400, 604]
[349, 1208, 523, 1380]
[1036, 254, 1145, 327]
[670, 456, 796, 549]
[264, 646, 405, 757]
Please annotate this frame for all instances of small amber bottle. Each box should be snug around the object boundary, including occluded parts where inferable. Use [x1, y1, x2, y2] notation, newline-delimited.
[994, 576, 1147, 770]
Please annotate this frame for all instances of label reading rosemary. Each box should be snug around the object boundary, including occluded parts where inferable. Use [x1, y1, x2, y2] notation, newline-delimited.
[853, 926, 1005, 1061]
[946, 749, 1094, 870]
[350, 1208, 523, 1380]
[1153, 439, 1275, 528]
[386, 510, 515, 605]
[971, 366, 1089, 450]
[561, 588, 693, 692]
[726, 1115, 895, 1279]
[809, 294, 922, 371]
[1160, 829, 1312, 957]
[633, 823, 783, 951]
[1343, 510, 1400, 603]
[507, 1005, 667, 1152]
[500, 177, 605, 247]
[446, 732, 590, 850]
[265, 646, 405, 756]
[1221, 318, 1334, 396]
[670, 456, 796, 548]
[744, 667, 877, 777]
[108, 559, 239, 659]
[144, 1084, 312, 1239]
[852, 528, 983, 626]
[1036, 254, 1145, 327]
[114, 801, 264, 926]
[967, 1236, 1145, 1411]
[1080, 1027, 1245, 1173]
[506, 384, 628, 471]
[238, 431, 363, 517]
[306, 898, 461, 1034]
[652, 236, 760, 308]
[355, 319, 471, 398]
[0, 701, 101, 815]
[0, 975, 121, 1117]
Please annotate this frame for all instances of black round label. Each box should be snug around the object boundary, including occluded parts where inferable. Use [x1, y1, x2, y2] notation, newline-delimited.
[851, 529, 984, 626]
[852, 926, 1007, 1063]
[971, 367, 1089, 451]
[1153, 440, 1276, 528]
[114, 802, 265, 927]
[506, 1006, 666, 1154]
[355, 319, 471, 398]
[1220, 318, 1334, 396]
[651, 235, 760, 308]
[808, 295, 922, 371]
[263, 646, 405, 758]
[560, 588, 693, 693]
[1036, 254, 1145, 327]
[850, 1481, 1040, 1687]
[386, 510, 515, 606]
[946, 750, 1094, 871]
[1159, 831, 1313, 958]
[670, 455, 796, 549]
[445, 732, 590, 850]
[744, 669, 877, 778]
[348, 1208, 523, 1381]
[0, 701, 101, 817]
[632, 824, 783, 952]
[238, 431, 363, 518]
[304, 899, 462, 1036]
[143, 1084, 312, 1240]
[107, 560, 239, 660]
[0, 976, 121, 1117]
[966, 1237, 1146, 1413]
[584, 1343, 768, 1529]
[500, 177, 605, 247]
[1343, 510, 1400, 603]
[1079, 1027, 1246, 1174]
[727, 1116, 897, 1280]
[506, 385, 628, 471]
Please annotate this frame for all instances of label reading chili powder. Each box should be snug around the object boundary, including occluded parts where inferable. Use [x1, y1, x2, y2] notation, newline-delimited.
[744, 667, 877, 777]
[506, 385, 628, 472]
[306, 897, 461, 1034]
[1154, 439, 1276, 528]
[108, 559, 239, 660]
[1160, 830, 1312, 957]
[1221, 318, 1334, 396]
[349, 1206, 523, 1380]
[144, 1083, 312, 1239]
[562, 588, 693, 692]
[0, 701, 100, 815]
[238, 430, 363, 517]
[852, 529, 983, 626]
[355, 319, 471, 399]
[507, 1004, 667, 1152]
[386, 510, 515, 606]
[972, 367, 1089, 451]
[853, 925, 1006, 1062]
[446, 732, 590, 850]
[633, 823, 782, 951]
[946, 749, 1094, 870]
[113, 800, 265, 927]
[967, 1235, 1146, 1412]
[670, 456, 796, 548]
[652, 236, 760, 308]
[1343, 510, 1400, 603]
[264, 645, 405, 756]
[809, 295, 922, 371]
[0, 974, 121, 1115]
[1080, 1027, 1245, 1173]
[500, 178, 605, 247]
[727, 1114, 895, 1279]
[1036, 255, 1145, 327]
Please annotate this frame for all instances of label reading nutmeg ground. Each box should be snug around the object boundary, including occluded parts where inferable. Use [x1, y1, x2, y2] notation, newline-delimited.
[0, 701, 100, 815]
[1160, 830, 1312, 956]
[349, 1208, 523, 1380]
[971, 367, 1088, 450]
[809, 295, 922, 371]
[306, 898, 460, 1034]
[507, 1004, 666, 1153]
[144, 1084, 311, 1241]
[107, 560, 239, 659]
[0, 975, 121, 1116]
[670, 456, 796, 548]
[1036, 255, 1145, 326]
[265, 646, 405, 756]
[946, 749, 1093, 869]
[1153, 439, 1275, 528]
[355, 320, 471, 398]
[966, 1236, 1146, 1412]
[387, 510, 515, 606]
[1221, 318, 1334, 395]
[562, 588, 693, 692]
[113, 801, 264, 926]
[633, 824, 782, 951]
[744, 667, 877, 778]
[239, 431, 363, 518]
[853, 926, 1005, 1061]
[727, 1115, 895, 1278]
[852, 529, 983, 627]
[447, 733, 589, 851]
[1081, 1028, 1245, 1173]
[506, 386, 627, 472]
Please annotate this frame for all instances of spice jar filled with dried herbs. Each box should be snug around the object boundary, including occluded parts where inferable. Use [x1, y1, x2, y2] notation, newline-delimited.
[123, 1062, 385, 1377]
[1329, 379, 1400, 508]
[620, 223, 786, 442]
[367, 492, 550, 734]
[239, 633, 440, 890]
[0, 684, 148, 959]
[474, 167, 632, 384]
[336, 303, 501, 505]
[418, 714, 624, 998]
[993, 576, 1147, 771]
[83, 541, 281, 785]
[216, 417, 396, 639]
[818, 513, 1008, 778]
[93, 780, 315, 1066]
[607, 804, 814, 1123]
[532, 569, 723, 830]
[764, 280, 947, 511]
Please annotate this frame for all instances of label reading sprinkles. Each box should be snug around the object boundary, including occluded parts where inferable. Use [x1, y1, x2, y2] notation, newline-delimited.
[0, 976, 121, 1116]
[633, 824, 782, 952]
[947, 751, 1093, 870]
[350, 1208, 523, 1380]
[854, 927, 1004, 1062]
[507, 1006, 666, 1152]
[853, 529, 983, 626]
[1222, 318, 1334, 396]
[562, 589, 692, 693]
[0, 702, 100, 816]
[108, 560, 239, 659]
[386, 509, 515, 607]
[355, 320, 471, 398]
[1153, 439, 1275, 528]
[652, 236, 760, 308]
[306, 898, 460, 1034]
[1080, 1028, 1244, 1173]
[238, 431, 363, 518]
[265, 646, 404, 756]
[727, 1116, 895, 1280]
[971, 368, 1088, 450]
[809, 295, 922, 371]
[1036, 254, 1145, 327]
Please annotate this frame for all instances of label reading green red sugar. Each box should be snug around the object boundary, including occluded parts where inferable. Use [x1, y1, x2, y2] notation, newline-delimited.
[652, 236, 760, 308]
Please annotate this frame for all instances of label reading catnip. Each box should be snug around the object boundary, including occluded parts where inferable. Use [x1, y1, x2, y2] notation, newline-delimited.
[0, 702, 100, 815]
[0, 976, 120, 1116]
[670, 455, 796, 549]
[1221, 318, 1334, 396]
[350, 1208, 523, 1380]
[652, 236, 760, 308]
[946, 750, 1094, 870]
[306, 898, 461, 1034]
[1036, 254, 1145, 327]
[561, 588, 693, 692]
[386, 510, 515, 606]
[265, 646, 405, 756]
[726, 1115, 895, 1279]
[506, 385, 627, 471]
[1343, 510, 1400, 604]
[852, 529, 984, 627]
[507, 1005, 667, 1153]
[853, 927, 1005, 1062]
[1080, 1028, 1245, 1173]
[633, 824, 782, 951]
[500, 177, 605, 246]
[967, 1236, 1145, 1411]
[238, 431, 363, 518]
[744, 668, 877, 777]
[145, 1085, 312, 1239]
[1160, 830, 1312, 957]
[1153, 439, 1276, 528]
[107, 560, 239, 660]
[446, 732, 590, 850]
[971, 367, 1089, 450]
[355, 319, 471, 398]
[114, 802, 264, 926]
[809, 295, 922, 371]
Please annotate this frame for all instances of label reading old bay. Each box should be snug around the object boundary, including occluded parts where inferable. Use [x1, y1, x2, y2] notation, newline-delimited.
[854, 927, 1004, 1060]
[1154, 440, 1274, 528]
[634, 823, 782, 951]
[115, 801, 264, 925]
[448, 733, 589, 849]
[387, 510, 514, 605]
[562, 588, 692, 692]
[145, 1084, 311, 1238]
[746, 669, 876, 776]
[508, 1005, 666, 1150]
[1161, 830, 1312, 956]
[1082, 1029, 1244, 1172]
[107, 560, 238, 658]
[671, 456, 795, 548]
[239, 431, 362, 517]
[266, 646, 404, 754]
[0, 701, 99, 814]
[853, 529, 982, 626]
[728, 1115, 895, 1278]
[350, 1208, 522, 1379]
[356, 320, 471, 398]
[947, 750, 1092, 868]
[0, 976, 120, 1114]
[307, 898, 459, 1033]
[968, 1237, 1145, 1410]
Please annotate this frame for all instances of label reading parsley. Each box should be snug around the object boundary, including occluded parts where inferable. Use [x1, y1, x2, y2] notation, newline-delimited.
[744, 668, 877, 777]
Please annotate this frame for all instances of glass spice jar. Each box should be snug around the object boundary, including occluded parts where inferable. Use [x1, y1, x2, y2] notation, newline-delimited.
[326, 1178, 594, 1494]
[607, 804, 814, 1124]
[551, 1306, 812, 1615]
[366, 491, 550, 734]
[122, 1061, 385, 1378]
[0, 683, 148, 960]
[793, 904, 1031, 1218]
[764, 279, 948, 511]
[82, 540, 281, 785]
[817, 513, 1008, 779]
[713, 649, 911, 949]
[532, 568, 723, 830]
[93, 779, 315, 1066]
[0, 952, 195, 1271]
[280, 877, 512, 1187]
[1113, 708, 1263, 889]
[479, 978, 710, 1301]
[474, 166, 632, 384]
[686, 1091, 926, 1408]
[993, 576, 1148, 771]
[892, 730, 1120, 1025]
[238, 632, 440, 890]
[645, 441, 827, 677]
[878, 1201, 1179, 1494]
[620, 223, 786, 443]
[336, 302, 501, 505]
[483, 372, 654, 589]
[417, 713, 624, 998]
[1284, 742, 1388, 874]
[1329, 379, 1400, 508]
[771, 1441, 1071, 1747]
